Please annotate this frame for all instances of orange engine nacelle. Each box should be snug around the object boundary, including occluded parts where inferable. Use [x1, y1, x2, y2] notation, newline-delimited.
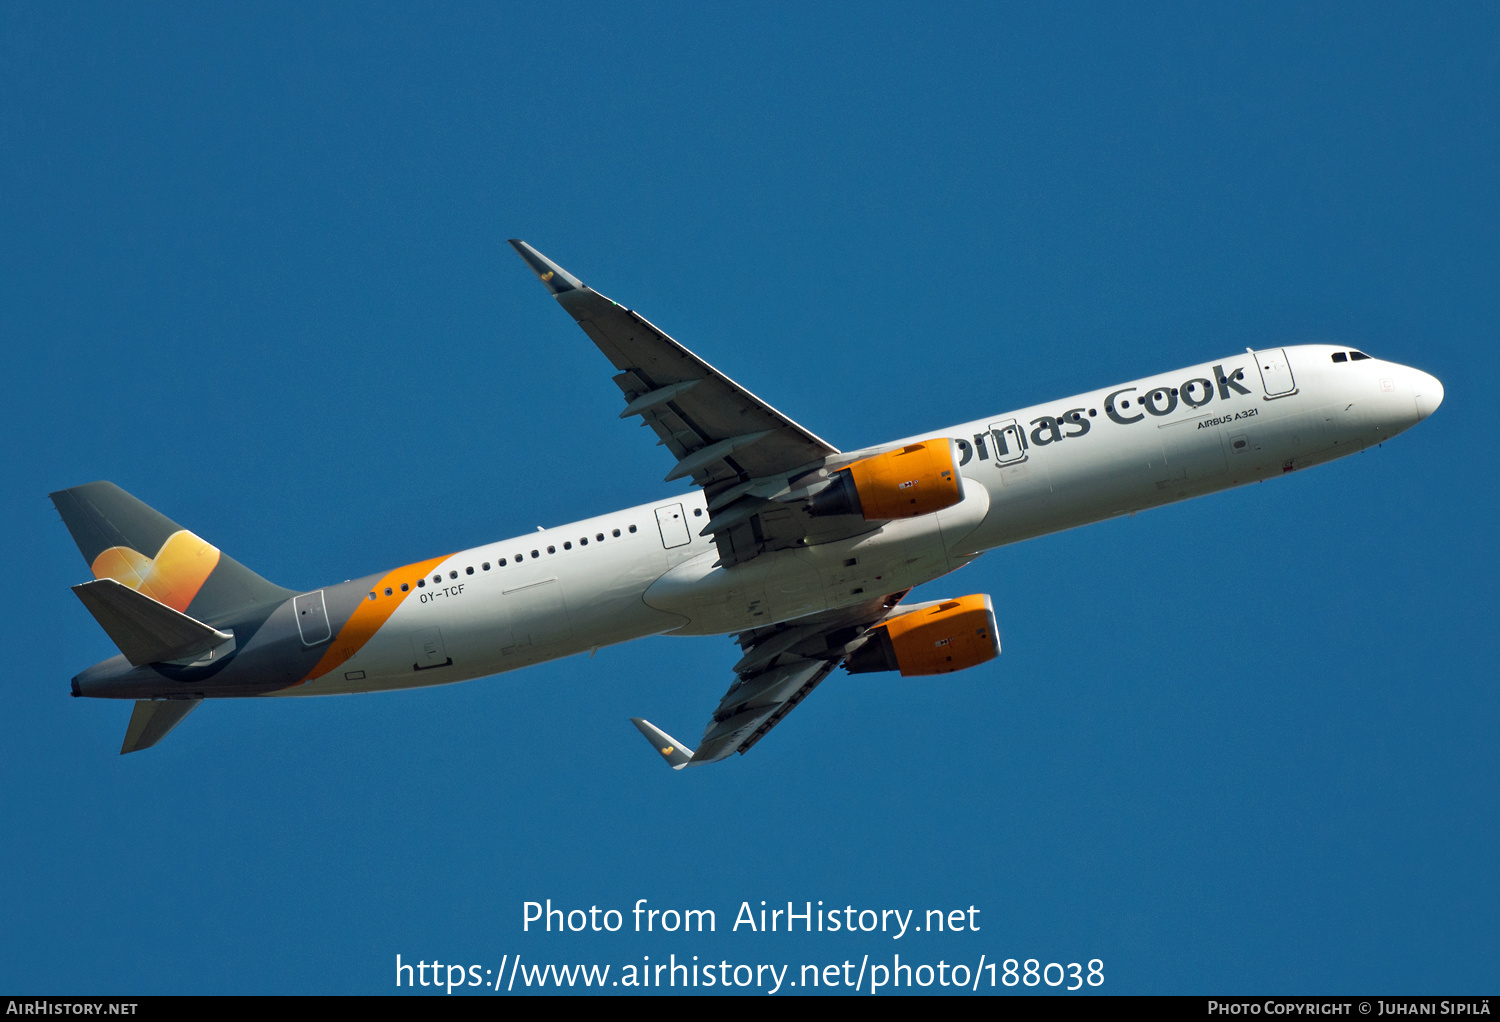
[844, 594, 1000, 677]
[807, 439, 963, 520]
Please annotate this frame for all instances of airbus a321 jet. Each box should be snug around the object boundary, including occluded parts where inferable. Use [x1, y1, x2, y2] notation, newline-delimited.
[54, 241, 1444, 764]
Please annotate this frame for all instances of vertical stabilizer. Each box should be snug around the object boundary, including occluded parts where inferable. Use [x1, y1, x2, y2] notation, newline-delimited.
[50, 481, 293, 626]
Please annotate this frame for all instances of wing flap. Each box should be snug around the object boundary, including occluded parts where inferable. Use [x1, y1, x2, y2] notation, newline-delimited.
[732, 664, 835, 758]
[693, 658, 833, 764]
[717, 656, 826, 713]
[630, 591, 915, 768]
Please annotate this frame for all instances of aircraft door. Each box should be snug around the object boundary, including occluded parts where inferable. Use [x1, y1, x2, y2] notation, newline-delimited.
[411, 626, 451, 670]
[987, 420, 1028, 465]
[655, 503, 692, 549]
[294, 590, 331, 645]
[1256, 348, 1297, 397]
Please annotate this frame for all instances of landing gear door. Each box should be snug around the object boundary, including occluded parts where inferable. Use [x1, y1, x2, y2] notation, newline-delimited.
[987, 420, 1028, 465]
[1256, 348, 1297, 397]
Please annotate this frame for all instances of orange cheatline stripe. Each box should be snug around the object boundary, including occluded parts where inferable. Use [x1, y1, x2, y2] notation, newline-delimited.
[302, 554, 451, 682]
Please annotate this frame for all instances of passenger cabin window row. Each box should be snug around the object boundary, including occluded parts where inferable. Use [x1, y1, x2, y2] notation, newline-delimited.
[367, 523, 641, 599]
[1331, 351, 1371, 363]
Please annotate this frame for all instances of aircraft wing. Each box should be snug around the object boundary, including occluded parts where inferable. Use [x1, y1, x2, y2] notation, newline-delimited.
[510, 240, 844, 567]
[631, 589, 911, 767]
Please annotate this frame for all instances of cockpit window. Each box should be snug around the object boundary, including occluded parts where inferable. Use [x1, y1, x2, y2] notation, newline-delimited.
[1331, 352, 1348, 363]
[1350, 351, 1371, 361]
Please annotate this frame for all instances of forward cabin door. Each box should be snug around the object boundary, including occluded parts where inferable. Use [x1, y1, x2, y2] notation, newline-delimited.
[1256, 348, 1297, 397]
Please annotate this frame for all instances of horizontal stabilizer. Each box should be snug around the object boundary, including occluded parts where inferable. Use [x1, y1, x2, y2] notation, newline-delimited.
[72, 578, 233, 666]
[630, 718, 694, 770]
[121, 699, 201, 754]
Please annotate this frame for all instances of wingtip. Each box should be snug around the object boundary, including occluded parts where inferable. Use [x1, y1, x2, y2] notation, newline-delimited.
[508, 239, 583, 295]
[630, 717, 694, 770]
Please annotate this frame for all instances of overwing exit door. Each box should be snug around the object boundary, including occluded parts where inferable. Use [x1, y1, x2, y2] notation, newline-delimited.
[655, 503, 692, 548]
[987, 420, 1028, 464]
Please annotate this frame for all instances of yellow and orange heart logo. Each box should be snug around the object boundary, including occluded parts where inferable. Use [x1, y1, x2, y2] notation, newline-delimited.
[91, 530, 220, 613]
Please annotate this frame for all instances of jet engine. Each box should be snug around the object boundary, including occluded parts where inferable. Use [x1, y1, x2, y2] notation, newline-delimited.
[807, 439, 963, 520]
[844, 594, 1000, 677]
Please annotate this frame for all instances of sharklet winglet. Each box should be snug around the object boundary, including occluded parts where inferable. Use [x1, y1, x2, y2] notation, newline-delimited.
[630, 718, 694, 770]
[508, 239, 584, 295]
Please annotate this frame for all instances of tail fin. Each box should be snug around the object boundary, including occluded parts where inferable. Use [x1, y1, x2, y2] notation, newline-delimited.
[50, 481, 293, 626]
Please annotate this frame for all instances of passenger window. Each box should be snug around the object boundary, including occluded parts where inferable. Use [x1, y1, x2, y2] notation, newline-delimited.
[1332, 352, 1348, 363]
[563, 541, 572, 550]
[612, 529, 621, 537]
[450, 571, 458, 579]
[1350, 351, 1371, 360]
[368, 591, 376, 601]
[482, 563, 490, 571]
[401, 583, 409, 592]
[597, 533, 605, 541]
[417, 579, 425, 588]
[433, 575, 442, 584]
[629, 524, 637, 533]
[580, 537, 588, 545]
[498, 558, 506, 567]
[547, 545, 555, 554]
[531, 550, 540, 559]
[384, 587, 393, 596]
[465, 567, 474, 575]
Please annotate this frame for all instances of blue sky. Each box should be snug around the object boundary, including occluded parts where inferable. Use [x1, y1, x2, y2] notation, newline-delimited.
[2, 2, 1496, 994]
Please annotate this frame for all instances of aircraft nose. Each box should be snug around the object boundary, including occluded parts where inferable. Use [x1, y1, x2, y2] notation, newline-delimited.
[1412, 370, 1444, 421]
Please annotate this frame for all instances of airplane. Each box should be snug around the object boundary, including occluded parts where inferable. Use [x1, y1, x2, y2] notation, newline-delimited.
[53, 240, 1444, 765]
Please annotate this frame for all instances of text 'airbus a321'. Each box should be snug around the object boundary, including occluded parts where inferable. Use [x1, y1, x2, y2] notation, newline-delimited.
[54, 241, 1444, 764]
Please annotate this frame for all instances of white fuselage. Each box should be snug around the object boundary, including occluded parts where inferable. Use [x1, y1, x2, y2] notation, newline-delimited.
[287, 344, 1440, 696]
